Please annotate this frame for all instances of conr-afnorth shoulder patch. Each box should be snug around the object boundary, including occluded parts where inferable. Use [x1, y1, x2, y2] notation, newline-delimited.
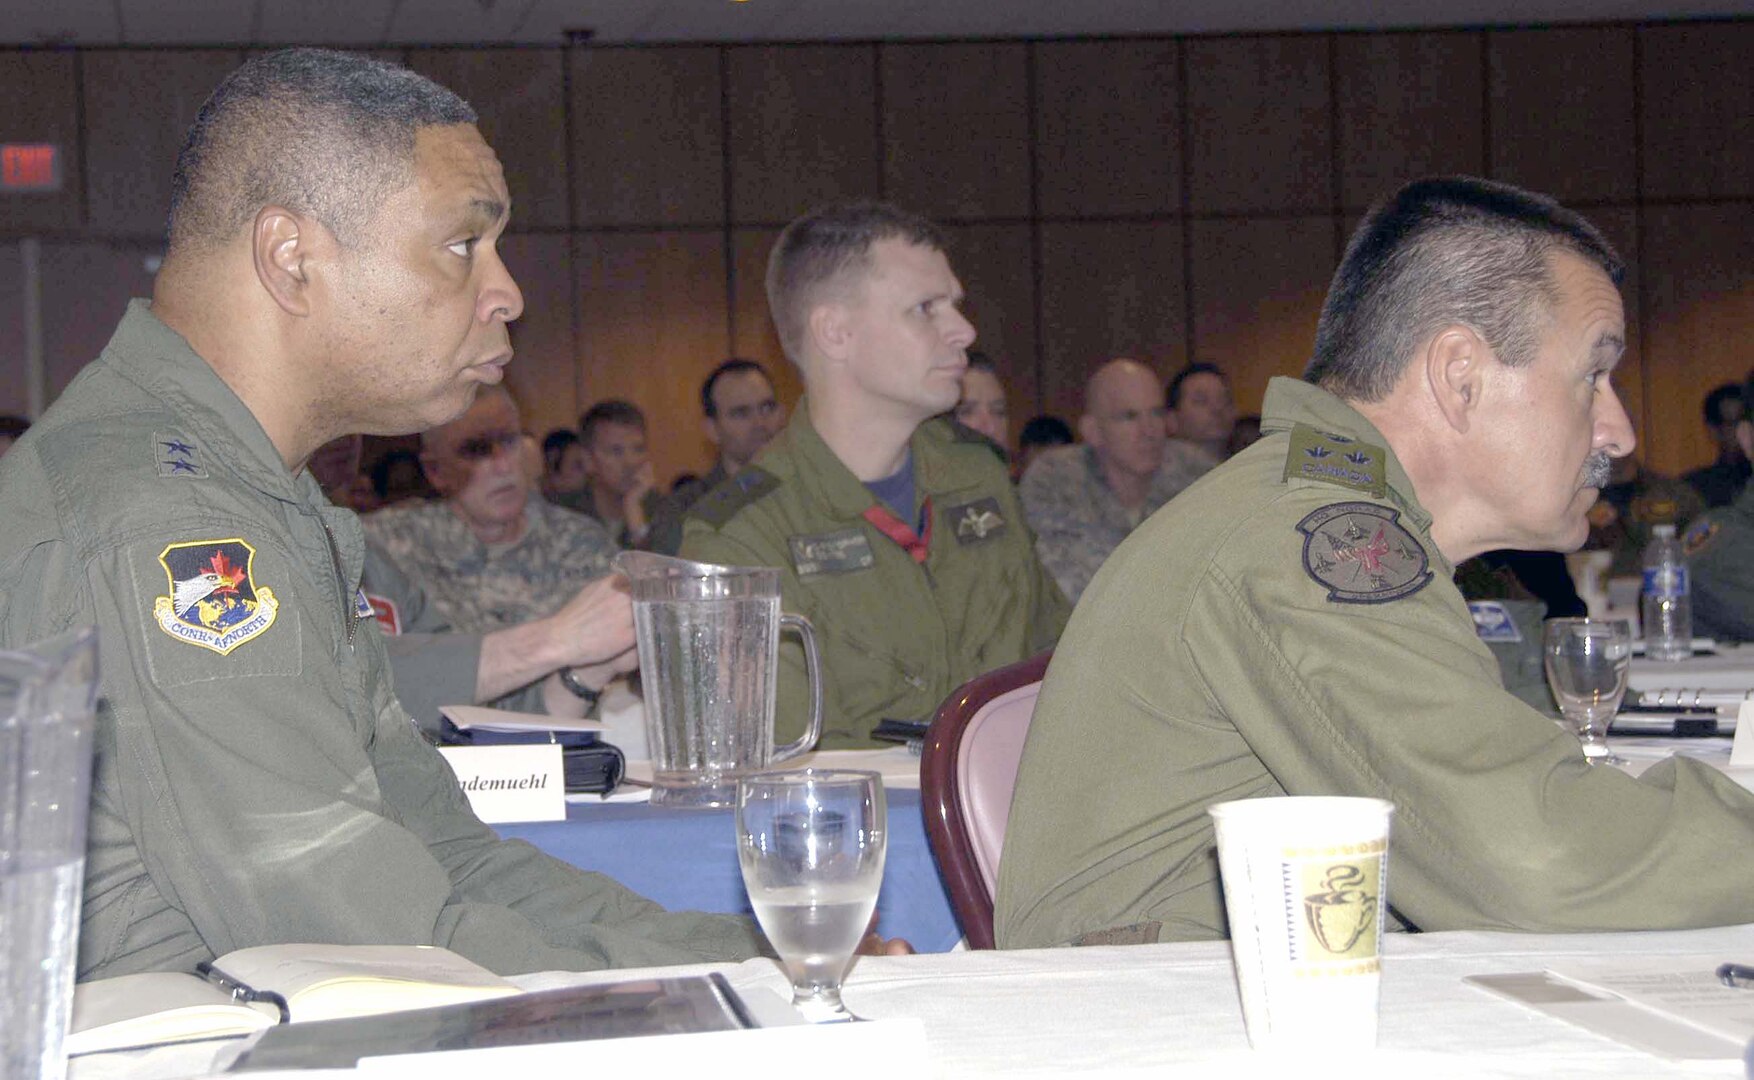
[1297, 502, 1432, 604]
[153, 538, 279, 655]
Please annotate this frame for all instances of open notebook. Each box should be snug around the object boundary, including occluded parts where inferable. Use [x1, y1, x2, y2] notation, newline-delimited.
[67, 943, 519, 1055]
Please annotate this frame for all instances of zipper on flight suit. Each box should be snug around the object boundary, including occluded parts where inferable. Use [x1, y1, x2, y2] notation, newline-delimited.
[320, 521, 358, 653]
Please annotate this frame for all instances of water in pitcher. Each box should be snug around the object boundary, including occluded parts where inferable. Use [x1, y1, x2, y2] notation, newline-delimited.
[635, 593, 781, 806]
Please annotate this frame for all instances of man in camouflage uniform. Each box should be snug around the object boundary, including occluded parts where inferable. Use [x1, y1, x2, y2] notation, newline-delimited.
[0, 49, 770, 980]
[1019, 358, 1214, 602]
[681, 202, 1069, 748]
[997, 177, 1754, 951]
[307, 432, 632, 734]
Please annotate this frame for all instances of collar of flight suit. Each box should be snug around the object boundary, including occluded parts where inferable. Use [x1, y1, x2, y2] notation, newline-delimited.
[1259, 376, 1442, 563]
[776, 396, 997, 526]
[102, 299, 367, 586]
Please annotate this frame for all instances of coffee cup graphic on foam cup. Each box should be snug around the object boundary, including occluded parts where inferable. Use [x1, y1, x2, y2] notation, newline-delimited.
[1208, 796, 1394, 1051]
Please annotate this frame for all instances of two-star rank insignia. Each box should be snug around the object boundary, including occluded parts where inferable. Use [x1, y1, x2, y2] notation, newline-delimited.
[154, 431, 208, 479]
[1297, 502, 1432, 604]
[152, 538, 279, 654]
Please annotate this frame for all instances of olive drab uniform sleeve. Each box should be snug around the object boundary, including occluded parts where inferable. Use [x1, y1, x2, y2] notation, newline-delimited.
[997, 376, 1754, 951]
[0, 302, 765, 980]
[681, 402, 1068, 749]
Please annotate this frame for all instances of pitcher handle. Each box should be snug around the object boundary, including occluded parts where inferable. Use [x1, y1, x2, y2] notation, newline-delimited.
[771, 612, 825, 762]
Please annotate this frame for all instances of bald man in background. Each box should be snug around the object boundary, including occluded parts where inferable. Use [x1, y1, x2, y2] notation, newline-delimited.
[1019, 358, 1215, 602]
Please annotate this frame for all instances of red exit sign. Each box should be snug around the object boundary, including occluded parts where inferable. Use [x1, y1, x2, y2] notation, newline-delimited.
[2, 143, 62, 192]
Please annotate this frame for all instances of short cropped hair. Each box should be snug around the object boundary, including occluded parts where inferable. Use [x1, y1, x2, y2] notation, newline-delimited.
[1167, 362, 1226, 409]
[580, 400, 647, 447]
[965, 351, 997, 376]
[1704, 383, 1745, 427]
[765, 201, 947, 363]
[167, 48, 476, 253]
[1305, 176, 1623, 403]
[1018, 415, 1074, 452]
[541, 428, 580, 470]
[700, 358, 772, 418]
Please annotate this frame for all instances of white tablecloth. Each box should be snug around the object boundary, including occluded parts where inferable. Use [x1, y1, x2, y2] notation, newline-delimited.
[521, 926, 1754, 1078]
[74, 928, 1754, 1079]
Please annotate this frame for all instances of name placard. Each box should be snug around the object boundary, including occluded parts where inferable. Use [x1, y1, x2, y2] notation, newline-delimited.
[1732, 701, 1754, 767]
[437, 744, 566, 823]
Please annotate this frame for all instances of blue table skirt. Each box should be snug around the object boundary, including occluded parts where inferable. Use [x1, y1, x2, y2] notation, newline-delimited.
[494, 787, 963, 953]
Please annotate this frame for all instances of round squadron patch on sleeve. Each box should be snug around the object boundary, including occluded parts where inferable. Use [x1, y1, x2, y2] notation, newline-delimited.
[1297, 502, 1433, 604]
[1682, 518, 1720, 557]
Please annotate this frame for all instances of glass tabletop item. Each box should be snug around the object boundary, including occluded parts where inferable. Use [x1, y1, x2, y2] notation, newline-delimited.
[1543, 618, 1632, 766]
[736, 769, 886, 1023]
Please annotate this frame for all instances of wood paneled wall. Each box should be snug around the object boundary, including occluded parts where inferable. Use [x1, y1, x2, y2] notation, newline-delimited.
[1, 22, 1751, 482]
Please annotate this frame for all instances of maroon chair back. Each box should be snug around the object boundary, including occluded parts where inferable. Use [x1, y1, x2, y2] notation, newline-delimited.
[920, 651, 1052, 949]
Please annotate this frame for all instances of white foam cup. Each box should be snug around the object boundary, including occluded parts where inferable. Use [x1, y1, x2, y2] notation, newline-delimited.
[1208, 796, 1394, 1051]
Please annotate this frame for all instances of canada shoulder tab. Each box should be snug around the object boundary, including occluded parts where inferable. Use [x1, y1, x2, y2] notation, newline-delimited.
[686, 466, 780, 529]
[1282, 424, 1386, 498]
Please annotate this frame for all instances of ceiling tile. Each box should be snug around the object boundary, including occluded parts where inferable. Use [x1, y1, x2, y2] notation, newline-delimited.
[255, 0, 400, 45]
[120, 0, 254, 43]
[0, 0, 120, 45]
[512, 0, 664, 44]
[0, 0, 1751, 47]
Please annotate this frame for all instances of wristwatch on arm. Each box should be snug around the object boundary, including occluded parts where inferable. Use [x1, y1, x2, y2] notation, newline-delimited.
[556, 667, 601, 709]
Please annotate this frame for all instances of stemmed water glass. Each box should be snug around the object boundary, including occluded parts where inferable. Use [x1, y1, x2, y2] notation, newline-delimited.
[1543, 618, 1632, 766]
[735, 769, 886, 1023]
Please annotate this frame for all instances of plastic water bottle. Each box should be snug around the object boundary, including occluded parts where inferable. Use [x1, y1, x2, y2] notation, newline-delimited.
[1641, 523, 1692, 662]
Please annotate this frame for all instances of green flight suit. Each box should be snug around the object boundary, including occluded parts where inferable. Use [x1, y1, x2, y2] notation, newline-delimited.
[679, 401, 1070, 749]
[359, 540, 548, 738]
[0, 301, 765, 980]
[1686, 486, 1754, 643]
[996, 377, 1754, 950]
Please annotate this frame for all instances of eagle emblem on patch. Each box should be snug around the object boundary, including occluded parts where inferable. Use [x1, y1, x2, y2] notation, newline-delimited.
[949, 497, 1007, 543]
[152, 539, 279, 654]
[1297, 502, 1432, 604]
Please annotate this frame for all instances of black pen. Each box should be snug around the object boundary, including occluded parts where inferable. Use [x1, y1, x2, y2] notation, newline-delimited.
[196, 961, 292, 1023]
[1715, 962, 1754, 989]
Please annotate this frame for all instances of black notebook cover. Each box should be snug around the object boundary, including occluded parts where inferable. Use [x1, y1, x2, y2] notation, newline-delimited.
[226, 973, 757, 1071]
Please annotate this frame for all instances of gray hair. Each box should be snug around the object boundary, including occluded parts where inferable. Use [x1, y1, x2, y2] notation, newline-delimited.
[1305, 176, 1623, 402]
[167, 48, 476, 253]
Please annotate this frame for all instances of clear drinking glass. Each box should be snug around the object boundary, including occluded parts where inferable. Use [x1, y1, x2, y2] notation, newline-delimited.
[736, 769, 886, 1023]
[1542, 618, 1632, 766]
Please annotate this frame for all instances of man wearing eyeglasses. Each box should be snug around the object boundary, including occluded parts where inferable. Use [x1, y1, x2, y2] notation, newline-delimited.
[648, 358, 785, 555]
[362, 385, 633, 728]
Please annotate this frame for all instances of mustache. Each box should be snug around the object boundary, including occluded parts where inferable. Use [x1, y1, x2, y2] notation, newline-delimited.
[1581, 452, 1613, 489]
